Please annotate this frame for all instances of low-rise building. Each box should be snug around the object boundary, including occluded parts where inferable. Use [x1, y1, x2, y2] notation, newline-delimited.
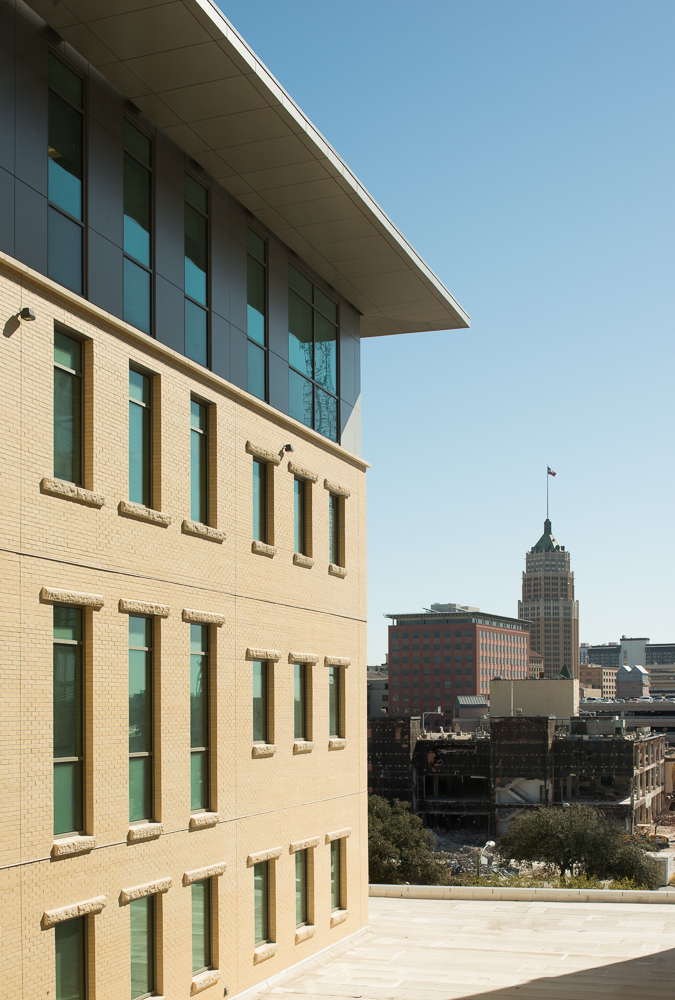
[489, 678, 579, 719]
[580, 664, 619, 699]
[616, 664, 650, 700]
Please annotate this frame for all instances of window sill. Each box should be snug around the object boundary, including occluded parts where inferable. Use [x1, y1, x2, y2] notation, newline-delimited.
[328, 738, 346, 751]
[127, 822, 163, 843]
[293, 741, 314, 754]
[182, 519, 225, 542]
[330, 909, 349, 927]
[293, 553, 314, 568]
[295, 924, 315, 944]
[189, 812, 219, 830]
[328, 563, 347, 578]
[190, 970, 221, 996]
[51, 835, 96, 857]
[252, 743, 276, 758]
[252, 540, 276, 557]
[41, 477, 105, 508]
[118, 500, 171, 526]
[253, 943, 278, 964]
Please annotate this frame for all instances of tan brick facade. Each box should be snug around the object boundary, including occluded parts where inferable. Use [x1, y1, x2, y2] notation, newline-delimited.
[0, 254, 369, 999]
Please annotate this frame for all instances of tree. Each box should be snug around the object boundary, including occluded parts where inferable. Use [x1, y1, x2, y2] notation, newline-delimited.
[368, 796, 447, 885]
[494, 806, 660, 888]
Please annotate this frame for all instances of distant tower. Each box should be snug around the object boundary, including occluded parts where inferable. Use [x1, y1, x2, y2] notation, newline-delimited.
[518, 519, 579, 679]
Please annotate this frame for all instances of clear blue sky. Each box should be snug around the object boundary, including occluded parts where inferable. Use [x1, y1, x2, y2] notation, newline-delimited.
[218, 1, 675, 662]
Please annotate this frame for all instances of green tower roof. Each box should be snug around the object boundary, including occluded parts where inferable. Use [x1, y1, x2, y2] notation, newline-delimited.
[531, 519, 564, 553]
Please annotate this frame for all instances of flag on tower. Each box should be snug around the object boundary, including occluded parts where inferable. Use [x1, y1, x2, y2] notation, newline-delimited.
[547, 466, 556, 476]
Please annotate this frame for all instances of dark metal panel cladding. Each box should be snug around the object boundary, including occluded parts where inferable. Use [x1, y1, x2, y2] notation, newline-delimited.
[267, 350, 288, 416]
[88, 117, 123, 247]
[0, 40, 16, 175]
[0, 167, 15, 258]
[228, 322, 247, 391]
[155, 167, 185, 291]
[87, 230, 123, 317]
[15, 55, 48, 197]
[155, 275, 184, 354]
[267, 241, 288, 361]
[228, 231, 246, 335]
[14, 179, 47, 273]
[210, 312, 230, 383]
[210, 189, 229, 323]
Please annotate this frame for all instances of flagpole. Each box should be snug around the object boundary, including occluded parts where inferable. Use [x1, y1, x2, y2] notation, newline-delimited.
[546, 466, 549, 521]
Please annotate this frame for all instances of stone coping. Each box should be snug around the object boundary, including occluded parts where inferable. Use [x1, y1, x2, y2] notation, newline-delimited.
[369, 884, 675, 904]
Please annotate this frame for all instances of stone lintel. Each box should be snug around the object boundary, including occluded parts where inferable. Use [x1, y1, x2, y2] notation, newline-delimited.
[246, 648, 281, 661]
[51, 835, 96, 857]
[328, 738, 347, 751]
[289, 837, 319, 854]
[189, 812, 219, 830]
[40, 477, 105, 507]
[190, 970, 221, 995]
[293, 553, 314, 568]
[288, 652, 319, 664]
[252, 540, 277, 557]
[183, 863, 227, 886]
[119, 877, 172, 904]
[328, 564, 347, 578]
[323, 479, 350, 497]
[246, 441, 281, 465]
[40, 587, 104, 608]
[182, 608, 226, 625]
[181, 519, 226, 542]
[330, 909, 348, 927]
[287, 460, 318, 482]
[252, 744, 276, 758]
[325, 828, 351, 844]
[324, 656, 351, 667]
[295, 924, 316, 943]
[127, 823, 163, 842]
[118, 500, 171, 525]
[42, 895, 107, 928]
[293, 741, 314, 755]
[253, 943, 278, 964]
[247, 847, 282, 867]
[119, 599, 170, 618]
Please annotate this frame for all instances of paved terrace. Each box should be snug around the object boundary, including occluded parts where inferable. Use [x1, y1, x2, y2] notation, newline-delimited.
[251, 897, 675, 999]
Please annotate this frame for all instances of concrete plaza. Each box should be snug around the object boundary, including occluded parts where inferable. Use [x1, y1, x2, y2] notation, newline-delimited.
[251, 896, 675, 999]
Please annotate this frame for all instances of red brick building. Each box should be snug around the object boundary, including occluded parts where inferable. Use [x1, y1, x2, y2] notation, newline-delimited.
[386, 609, 531, 726]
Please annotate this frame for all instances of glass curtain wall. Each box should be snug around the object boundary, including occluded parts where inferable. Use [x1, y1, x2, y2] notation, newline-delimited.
[129, 616, 152, 822]
[130, 896, 154, 999]
[190, 400, 208, 523]
[123, 120, 152, 334]
[252, 660, 267, 743]
[190, 624, 209, 811]
[53, 607, 83, 836]
[191, 880, 211, 974]
[184, 174, 208, 366]
[55, 917, 85, 1000]
[129, 369, 151, 506]
[288, 265, 338, 441]
[247, 228, 266, 400]
[48, 55, 84, 294]
[53, 331, 82, 485]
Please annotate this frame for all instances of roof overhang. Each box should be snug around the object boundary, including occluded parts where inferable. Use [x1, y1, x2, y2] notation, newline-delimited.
[26, 0, 469, 338]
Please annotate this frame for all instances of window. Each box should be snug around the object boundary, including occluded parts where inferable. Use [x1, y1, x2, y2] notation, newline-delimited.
[53, 606, 83, 836]
[130, 896, 154, 1000]
[54, 331, 82, 485]
[129, 617, 152, 823]
[328, 493, 340, 566]
[129, 369, 151, 506]
[252, 660, 268, 743]
[55, 917, 85, 1000]
[252, 459, 267, 543]
[190, 625, 209, 811]
[295, 849, 308, 926]
[185, 173, 208, 366]
[294, 663, 307, 740]
[190, 400, 208, 523]
[124, 120, 152, 333]
[254, 861, 269, 945]
[48, 55, 83, 294]
[294, 477, 307, 555]
[247, 229, 266, 400]
[330, 840, 342, 910]
[329, 668, 341, 737]
[288, 264, 338, 441]
[192, 880, 211, 974]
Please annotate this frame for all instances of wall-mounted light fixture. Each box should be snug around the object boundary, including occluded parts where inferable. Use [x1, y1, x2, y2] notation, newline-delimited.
[19, 307, 36, 321]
